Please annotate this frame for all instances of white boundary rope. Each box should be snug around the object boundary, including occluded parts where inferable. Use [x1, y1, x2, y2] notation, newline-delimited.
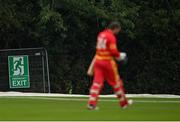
[0, 92, 180, 98]
[1, 96, 180, 103]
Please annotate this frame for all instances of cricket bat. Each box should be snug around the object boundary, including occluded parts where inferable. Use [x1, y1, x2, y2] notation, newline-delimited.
[87, 56, 96, 76]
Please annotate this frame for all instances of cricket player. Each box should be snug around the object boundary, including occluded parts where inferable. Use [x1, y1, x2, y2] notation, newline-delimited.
[87, 21, 132, 110]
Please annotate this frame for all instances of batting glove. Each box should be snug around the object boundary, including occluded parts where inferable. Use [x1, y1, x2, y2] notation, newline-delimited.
[116, 52, 127, 61]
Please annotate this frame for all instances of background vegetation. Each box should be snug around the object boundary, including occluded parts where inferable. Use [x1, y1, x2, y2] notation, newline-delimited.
[0, 0, 179, 94]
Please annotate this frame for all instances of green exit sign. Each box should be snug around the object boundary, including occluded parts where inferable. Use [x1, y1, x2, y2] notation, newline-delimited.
[8, 55, 30, 88]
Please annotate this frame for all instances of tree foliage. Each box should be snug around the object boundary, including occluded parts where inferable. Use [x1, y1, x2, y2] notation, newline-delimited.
[0, 0, 179, 94]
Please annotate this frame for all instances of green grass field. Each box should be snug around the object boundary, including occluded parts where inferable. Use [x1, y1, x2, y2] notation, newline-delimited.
[0, 96, 180, 121]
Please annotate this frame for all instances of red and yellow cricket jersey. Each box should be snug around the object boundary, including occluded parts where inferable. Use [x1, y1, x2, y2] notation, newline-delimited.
[96, 29, 120, 60]
[93, 29, 121, 85]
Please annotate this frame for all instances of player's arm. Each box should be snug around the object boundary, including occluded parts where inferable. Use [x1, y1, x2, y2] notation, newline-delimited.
[87, 55, 96, 76]
[109, 40, 120, 58]
[109, 36, 127, 61]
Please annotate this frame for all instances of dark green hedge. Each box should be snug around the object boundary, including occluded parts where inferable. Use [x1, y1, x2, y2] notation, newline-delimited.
[0, 0, 179, 94]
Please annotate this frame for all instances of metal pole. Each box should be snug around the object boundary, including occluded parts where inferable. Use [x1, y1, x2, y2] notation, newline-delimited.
[44, 48, 51, 93]
[0, 47, 44, 52]
[41, 52, 46, 93]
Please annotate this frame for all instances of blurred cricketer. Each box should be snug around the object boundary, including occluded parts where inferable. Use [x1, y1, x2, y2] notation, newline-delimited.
[87, 21, 132, 110]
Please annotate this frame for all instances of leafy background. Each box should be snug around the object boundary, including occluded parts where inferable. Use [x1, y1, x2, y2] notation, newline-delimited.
[0, 0, 179, 94]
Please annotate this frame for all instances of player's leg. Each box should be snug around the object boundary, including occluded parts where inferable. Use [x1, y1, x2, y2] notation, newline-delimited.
[106, 60, 129, 108]
[88, 61, 104, 109]
[113, 79, 129, 108]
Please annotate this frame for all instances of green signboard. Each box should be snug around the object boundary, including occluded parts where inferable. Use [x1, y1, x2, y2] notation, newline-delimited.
[8, 55, 30, 88]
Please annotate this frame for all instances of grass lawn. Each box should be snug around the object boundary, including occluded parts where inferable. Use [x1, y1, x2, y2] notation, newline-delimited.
[0, 96, 180, 121]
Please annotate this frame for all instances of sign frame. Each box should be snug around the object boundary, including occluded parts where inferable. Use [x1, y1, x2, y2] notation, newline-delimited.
[8, 55, 30, 88]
